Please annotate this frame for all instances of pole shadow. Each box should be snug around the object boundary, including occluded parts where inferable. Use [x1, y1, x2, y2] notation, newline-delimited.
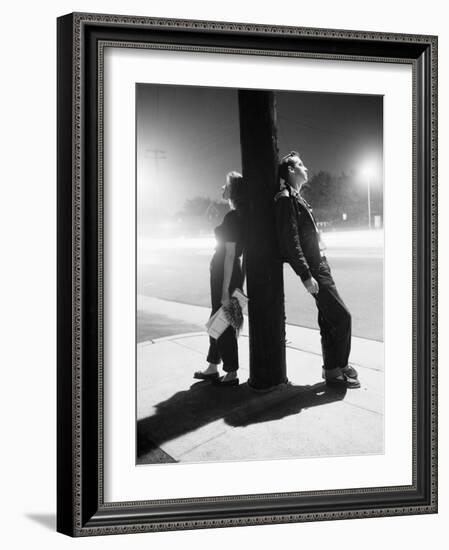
[137, 380, 346, 460]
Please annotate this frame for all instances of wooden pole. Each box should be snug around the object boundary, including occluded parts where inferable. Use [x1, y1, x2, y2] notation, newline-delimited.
[238, 90, 287, 390]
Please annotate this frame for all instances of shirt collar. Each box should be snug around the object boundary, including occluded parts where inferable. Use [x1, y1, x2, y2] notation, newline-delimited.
[281, 182, 304, 202]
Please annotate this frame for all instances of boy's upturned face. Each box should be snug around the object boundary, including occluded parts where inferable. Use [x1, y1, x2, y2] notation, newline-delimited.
[289, 155, 309, 186]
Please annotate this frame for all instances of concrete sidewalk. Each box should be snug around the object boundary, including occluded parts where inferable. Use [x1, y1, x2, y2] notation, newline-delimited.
[137, 296, 384, 465]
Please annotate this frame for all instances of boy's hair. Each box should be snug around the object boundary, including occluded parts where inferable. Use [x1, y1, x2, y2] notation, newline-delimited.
[279, 150, 301, 182]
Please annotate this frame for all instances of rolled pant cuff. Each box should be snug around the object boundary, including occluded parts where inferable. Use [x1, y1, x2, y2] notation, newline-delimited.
[322, 366, 342, 379]
[223, 365, 238, 373]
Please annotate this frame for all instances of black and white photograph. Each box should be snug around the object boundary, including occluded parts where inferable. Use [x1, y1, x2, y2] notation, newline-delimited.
[136, 83, 384, 465]
[1, 0, 442, 544]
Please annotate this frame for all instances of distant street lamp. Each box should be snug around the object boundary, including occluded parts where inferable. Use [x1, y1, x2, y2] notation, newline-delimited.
[361, 163, 375, 229]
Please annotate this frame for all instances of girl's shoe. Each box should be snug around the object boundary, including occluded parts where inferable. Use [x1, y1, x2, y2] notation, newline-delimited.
[193, 370, 219, 381]
[216, 374, 239, 387]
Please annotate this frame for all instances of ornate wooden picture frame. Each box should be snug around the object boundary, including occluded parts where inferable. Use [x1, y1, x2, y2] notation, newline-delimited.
[57, 12, 437, 536]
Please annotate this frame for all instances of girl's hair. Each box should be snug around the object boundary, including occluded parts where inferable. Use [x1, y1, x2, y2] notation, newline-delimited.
[226, 171, 248, 215]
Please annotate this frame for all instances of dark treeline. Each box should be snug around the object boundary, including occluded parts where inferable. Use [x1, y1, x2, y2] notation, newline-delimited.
[174, 171, 383, 235]
[175, 197, 229, 235]
[302, 170, 383, 229]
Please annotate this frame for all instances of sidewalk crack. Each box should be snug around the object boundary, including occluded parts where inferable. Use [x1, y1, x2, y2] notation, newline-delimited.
[176, 426, 231, 458]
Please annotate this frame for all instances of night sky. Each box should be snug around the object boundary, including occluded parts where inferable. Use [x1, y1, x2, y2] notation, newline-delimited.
[136, 83, 383, 229]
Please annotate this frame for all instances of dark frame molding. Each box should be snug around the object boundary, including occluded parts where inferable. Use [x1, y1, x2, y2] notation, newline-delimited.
[57, 12, 438, 537]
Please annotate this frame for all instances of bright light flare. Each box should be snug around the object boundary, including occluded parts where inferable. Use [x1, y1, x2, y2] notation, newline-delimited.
[360, 161, 377, 180]
[139, 235, 216, 251]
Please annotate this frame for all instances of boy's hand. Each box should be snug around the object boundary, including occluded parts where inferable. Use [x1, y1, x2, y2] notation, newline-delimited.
[303, 276, 319, 295]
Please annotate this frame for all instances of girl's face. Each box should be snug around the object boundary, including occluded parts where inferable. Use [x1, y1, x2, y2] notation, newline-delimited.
[221, 183, 231, 201]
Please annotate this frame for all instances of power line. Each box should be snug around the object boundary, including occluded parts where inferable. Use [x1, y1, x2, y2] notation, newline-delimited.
[144, 149, 167, 173]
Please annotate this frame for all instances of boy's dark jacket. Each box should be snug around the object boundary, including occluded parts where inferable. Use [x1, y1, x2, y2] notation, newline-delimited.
[274, 184, 323, 282]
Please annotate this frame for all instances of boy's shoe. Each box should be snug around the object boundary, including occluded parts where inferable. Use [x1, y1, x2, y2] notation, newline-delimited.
[323, 365, 360, 389]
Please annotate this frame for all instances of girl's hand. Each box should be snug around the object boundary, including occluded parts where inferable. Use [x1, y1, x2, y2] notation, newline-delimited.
[221, 291, 230, 306]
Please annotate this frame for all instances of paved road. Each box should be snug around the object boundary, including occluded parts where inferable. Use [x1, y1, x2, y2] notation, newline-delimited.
[138, 232, 383, 341]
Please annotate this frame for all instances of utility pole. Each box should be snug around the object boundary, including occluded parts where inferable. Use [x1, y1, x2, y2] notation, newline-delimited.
[238, 90, 287, 390]
[367, 175, 372, 229]
[145, 149, 167, 174]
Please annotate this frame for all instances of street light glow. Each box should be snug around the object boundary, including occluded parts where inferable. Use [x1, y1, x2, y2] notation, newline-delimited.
[359, 159, 379, 230]
[360, 161, 377, 180]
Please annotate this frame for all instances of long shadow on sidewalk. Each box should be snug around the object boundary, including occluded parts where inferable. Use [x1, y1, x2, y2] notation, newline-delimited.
[137, 381, 346, 462]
